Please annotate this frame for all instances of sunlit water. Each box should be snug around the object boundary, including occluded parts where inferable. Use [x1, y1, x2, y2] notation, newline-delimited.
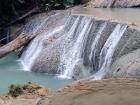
[0, 53, 72, 94]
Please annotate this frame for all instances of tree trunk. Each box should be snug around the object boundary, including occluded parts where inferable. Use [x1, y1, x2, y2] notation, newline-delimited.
[0, 33, 30, 58]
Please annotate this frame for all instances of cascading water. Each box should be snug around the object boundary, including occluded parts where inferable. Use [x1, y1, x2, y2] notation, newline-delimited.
[20, 38, 43, 71]
[89, 22, 107, 70]
[60, 14, 127, 79]
[93, 24, 127, 80]
[19, 12, 127, 80]
[59, 16, 93, 79]
[58, 17, 127, 79]
[20, 24, 66, 71]
[19, 12, 68, 71]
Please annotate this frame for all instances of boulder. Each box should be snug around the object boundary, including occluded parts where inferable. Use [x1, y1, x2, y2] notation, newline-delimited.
[105, 49, 140, 79]
[0, 82, 49, 105]
[28, 82, 43, 89]
[27, 82, 49, 96]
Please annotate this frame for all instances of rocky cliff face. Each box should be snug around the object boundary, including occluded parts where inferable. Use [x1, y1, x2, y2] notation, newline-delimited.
[88, 0, 140, 8]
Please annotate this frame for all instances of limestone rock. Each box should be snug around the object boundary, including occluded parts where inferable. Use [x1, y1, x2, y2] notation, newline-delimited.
[36, 88, 48, 96]
[0, 95, 39, 105]
[0, 82, 49, 105]
[21, 9, 140, 79]
[105, 49, 140, 79]
[37, 79, 140, 105]
[28, 82, 43, 89]
[27, 82, 49, 96]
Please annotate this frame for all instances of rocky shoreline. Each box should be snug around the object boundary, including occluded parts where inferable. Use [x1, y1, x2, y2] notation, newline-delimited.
[2, 79, 140, 105]
[37, 79, 140, 105]
[0, 82, 48, 105]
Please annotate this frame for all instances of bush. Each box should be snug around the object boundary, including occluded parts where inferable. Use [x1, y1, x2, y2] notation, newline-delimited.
[8, 84, 23, 97]
[8, 84, 29, 97]
[39, 0, 82, 10]
[22, 84, 30, 90]
[0, 0, 82, 26]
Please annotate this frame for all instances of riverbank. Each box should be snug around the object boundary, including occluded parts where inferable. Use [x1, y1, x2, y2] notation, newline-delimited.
[37, 79, 140, 105]
[0, 82, 48, 105]
[1, 79, 140, 105]
[0, 53, 72, 94]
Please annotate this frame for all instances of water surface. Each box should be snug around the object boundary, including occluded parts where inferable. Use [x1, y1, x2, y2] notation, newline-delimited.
[72, 8, 140, 27]
[0, 53, 72, 94]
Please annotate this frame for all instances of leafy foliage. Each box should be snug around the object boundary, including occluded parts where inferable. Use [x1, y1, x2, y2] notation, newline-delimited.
[40, 0, 75, 10]
[12, 0, 81, 10]
[0, 0, 81, 26]
[8, 84, 29, 97]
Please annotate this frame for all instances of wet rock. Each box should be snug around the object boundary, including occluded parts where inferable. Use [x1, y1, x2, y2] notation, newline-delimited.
[105, 49, 140, 79]
[21, 10, 140, 79]
[22, 11, 69, 74]
[112, 27, 140, 63]
[30, 15, 117, 76]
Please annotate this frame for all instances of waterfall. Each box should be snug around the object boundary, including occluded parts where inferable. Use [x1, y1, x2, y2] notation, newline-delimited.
[19, 12, 69, 71]
[59, 16, 93, 79]
[20, 38, 43, 71]
[19, 13, 128, 80]
[58, 15, 127, 79]
[58, 16, 82, 79]
[20, 24, 65, 71]
[89, 22, 107, 70]
[93, 24, 127, 80]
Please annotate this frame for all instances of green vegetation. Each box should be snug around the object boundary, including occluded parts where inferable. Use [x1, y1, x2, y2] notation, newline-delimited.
[8, 84, 29, 97]
[40, 0, 75, 10]
[0, 0, 82, 26]
[0, 0, 82, 41]
[14, 0, 81, 10]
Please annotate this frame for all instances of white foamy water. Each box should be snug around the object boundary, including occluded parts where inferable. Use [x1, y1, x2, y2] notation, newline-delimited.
[89, 23, 107, 65]
[19, 12, 128, 80]
[20, 38, 43, 71]
[58, 16, 127, 80]
[93, 24, 127, 80]
[59, 17, 92, 79]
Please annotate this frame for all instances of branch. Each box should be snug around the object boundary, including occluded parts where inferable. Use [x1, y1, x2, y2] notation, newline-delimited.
[7, 7, 40, 26]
